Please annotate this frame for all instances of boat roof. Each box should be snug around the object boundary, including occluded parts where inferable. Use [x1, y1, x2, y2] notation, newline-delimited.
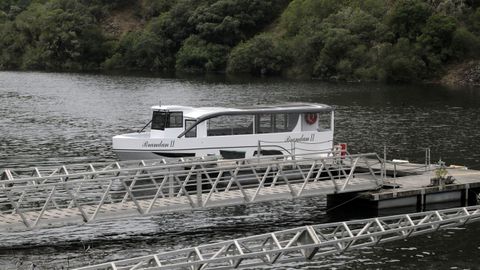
[151, 103, 334, 119]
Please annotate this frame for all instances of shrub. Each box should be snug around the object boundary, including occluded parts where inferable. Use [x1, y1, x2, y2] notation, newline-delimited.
[104, 30, 168, 71]
[451, 27, 480, 58]
[419, 14, 457, 50]
[0, 0, 111, 70]
[227, 34, 290, 75]
[311, 7, 389, 81]
[175, 36, 230, 73]
[387, 0, 432, 40]
[383, 38, 426, 82]
[279, 0, 347, 36]
[313, 28, 359, 79]
[470, 7, 480, 34]
[143, 0, 176, 19]
[0, 21, 26, 69]
[189, 0, 288, 46]
[148, 1, 196, 50]
[417, 14, 457, 70]
[0, 11, 6, 22]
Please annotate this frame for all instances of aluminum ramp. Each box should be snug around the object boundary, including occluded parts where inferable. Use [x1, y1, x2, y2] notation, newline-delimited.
[75, 205, 480, 270]
[0, 152, 382, 231]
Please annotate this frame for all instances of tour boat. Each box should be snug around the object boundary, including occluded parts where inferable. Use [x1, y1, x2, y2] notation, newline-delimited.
[112, 103, 335, 160]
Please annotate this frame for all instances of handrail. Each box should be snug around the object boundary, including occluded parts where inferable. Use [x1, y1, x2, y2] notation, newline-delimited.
[0, 151, 378, 184]
[0, 151, 382, 231]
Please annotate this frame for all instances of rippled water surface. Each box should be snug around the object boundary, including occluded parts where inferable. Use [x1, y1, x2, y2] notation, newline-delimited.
[1, 71, 480, 269]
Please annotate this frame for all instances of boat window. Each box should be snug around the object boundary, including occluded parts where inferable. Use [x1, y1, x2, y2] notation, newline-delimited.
[257, 113, 299, 133]
[185, 119, 197, 138]
[151, 111, 167, 130]
[151, 111, 183, 130]
[275, 113, 299, 132]
[318, 112, 331, 130]
[287, 113, 300, 130]
[168, 112, 183, 128]
[207, 115, 254, 136]
[257, 114, 273, 133]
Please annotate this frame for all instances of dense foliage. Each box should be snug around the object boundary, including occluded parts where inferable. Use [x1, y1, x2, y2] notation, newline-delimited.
[274, 0, 480, 81]
[1, 0, 479, 82]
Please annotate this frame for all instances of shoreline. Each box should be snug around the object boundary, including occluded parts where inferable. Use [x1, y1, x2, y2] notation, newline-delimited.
[438, 60, 480, 87]
[1, 66, 480, 88]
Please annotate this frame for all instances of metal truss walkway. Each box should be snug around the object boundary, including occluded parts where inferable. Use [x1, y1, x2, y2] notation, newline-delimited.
[0, 152, 382, 231]
[76, 205, 480, 270]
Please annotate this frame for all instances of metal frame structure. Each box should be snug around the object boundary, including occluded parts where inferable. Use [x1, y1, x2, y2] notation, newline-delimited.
[75, 205, 480, 270]
[0, 151, 382, 231]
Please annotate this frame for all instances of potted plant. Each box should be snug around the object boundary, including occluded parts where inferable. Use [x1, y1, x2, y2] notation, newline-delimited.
[430, 160, 455, 186]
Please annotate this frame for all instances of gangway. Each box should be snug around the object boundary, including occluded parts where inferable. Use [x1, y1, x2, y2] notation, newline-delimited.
[0, 151, 382, 231]
[75, 205, 480, 270]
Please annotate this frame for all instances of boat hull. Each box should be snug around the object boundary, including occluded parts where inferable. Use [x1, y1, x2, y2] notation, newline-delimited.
[113, 131, 333, 160]
[114, 150, 165, 161]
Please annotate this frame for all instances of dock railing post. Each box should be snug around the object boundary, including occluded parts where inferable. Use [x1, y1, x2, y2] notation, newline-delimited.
[425, 148, 428, 172]
[383, 145, 387, 181]
[291, 142, 296, 160]
[257, 140, 262, 163]
[428, 147, 431, 170]
[169, 168, 174, 198]
[196, 168, 202, 207]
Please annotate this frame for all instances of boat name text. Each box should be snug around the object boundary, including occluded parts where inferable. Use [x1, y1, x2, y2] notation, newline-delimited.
[142, 140, 175, 148]
[285, 134, 315, 143]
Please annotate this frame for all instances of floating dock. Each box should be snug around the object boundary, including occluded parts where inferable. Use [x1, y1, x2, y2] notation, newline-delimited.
[328, 159, 480, 213]
[361, 166, 480, 209]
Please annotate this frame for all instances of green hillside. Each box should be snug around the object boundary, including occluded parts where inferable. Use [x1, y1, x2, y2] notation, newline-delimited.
[1, 0, 479, 82]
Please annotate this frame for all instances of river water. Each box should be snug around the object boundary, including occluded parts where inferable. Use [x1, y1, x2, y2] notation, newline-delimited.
[0, 71, 479, 269]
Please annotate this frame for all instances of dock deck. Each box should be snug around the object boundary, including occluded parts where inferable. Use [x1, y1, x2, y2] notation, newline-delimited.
[358, 164, 480, 209]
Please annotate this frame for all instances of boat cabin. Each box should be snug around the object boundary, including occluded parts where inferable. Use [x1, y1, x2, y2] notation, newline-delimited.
[148, 104, 334, 139]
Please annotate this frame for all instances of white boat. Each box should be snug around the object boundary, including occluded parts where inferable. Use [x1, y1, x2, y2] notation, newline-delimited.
[112, 103, 335, 160]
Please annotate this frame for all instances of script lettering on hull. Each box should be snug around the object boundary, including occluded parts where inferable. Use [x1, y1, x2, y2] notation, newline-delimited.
[285, 134, 315, 143]
[142, 140, 175, 148]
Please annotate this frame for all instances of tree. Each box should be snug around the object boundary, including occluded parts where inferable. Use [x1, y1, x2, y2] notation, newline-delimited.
[383, 38, 426, 82]
[176, 36, 230, 73]
[105, 30, 168, 71]
[388, 0, 432, 40]
[189, 0, 287, 46]
[143, 0, 176, 19]
[227, 34, 290, 75]
[417, 14, 457, 70]
[0, 11, 6, 22]
[0, 21, 27, 69]
[451, 26, 480, 58]
[280, 0, 347, 36]
[470, 7, 480, 34]
[311, 7, 391, 81]
[313, 28, 359, 79]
